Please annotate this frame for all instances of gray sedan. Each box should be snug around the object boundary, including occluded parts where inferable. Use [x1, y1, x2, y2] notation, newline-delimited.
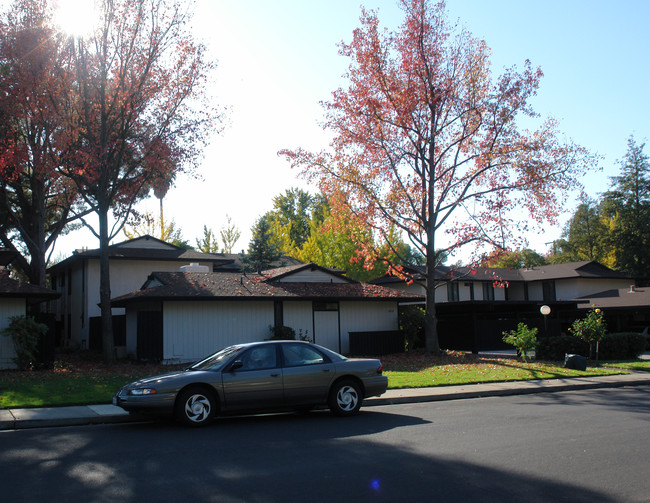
[113, 340, 388, 426]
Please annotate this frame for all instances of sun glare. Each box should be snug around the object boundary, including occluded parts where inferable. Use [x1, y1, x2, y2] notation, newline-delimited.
[53, 0, 100, 38]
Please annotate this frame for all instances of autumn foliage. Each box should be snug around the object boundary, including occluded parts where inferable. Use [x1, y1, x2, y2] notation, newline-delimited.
[1, 0, 220, 362]
[281, 0, 593, 352]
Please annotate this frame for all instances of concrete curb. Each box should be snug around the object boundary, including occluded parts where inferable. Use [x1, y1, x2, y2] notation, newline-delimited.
[2, 373, 649, 431]
[365, 375, 650, 406]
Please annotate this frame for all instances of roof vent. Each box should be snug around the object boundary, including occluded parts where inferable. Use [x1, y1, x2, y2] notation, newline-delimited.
[180, 263, 210, 273]
[629, 285, 637, 293]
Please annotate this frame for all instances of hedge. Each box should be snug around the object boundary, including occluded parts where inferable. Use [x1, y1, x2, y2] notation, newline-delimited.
[536, 336, 589, 361]
[597, 332, 648, 360]
[536, 333, 647, 361]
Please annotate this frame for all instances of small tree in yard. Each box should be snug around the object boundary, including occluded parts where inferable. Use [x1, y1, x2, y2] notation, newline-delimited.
[502, 323, 537, 362]
[1, 315, 48, 370]
[570, 308, 607, 359]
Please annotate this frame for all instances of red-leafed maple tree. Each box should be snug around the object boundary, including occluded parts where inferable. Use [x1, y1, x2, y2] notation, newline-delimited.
[281, 0, 594, 353]
[0, 0, 85, 290]
[54, 0, 221, 362]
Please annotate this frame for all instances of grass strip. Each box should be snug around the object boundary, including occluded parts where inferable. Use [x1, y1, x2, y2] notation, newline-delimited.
[0, 354, 635, 409]
[385, 360, 624, 389]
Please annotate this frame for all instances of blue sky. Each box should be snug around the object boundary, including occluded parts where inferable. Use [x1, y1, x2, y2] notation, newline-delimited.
[49, 0, 650, 260]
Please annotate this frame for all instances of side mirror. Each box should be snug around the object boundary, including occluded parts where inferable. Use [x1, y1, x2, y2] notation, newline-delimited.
[229, 360, 243, 372]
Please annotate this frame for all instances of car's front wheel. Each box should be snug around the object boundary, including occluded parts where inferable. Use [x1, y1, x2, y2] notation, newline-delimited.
[175, 387, 217, 427]
[328, 379, 362, 416]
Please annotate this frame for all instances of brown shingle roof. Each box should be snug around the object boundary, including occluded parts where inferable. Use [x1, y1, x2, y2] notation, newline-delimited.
[111, 270, 422, 306]
[0, 270, 60, 301]
[373, 261, 632, 285]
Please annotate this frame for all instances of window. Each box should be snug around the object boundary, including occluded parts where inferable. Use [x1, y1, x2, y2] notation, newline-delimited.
[238, 345, 277, 370]
[447, 282, 459, 302]
[313, 302, 339, 311]
[282, 344, 328, 367]
[482, 282, 494, 301]
[542, 281, 556, 302]
[465, 282, 475, 301]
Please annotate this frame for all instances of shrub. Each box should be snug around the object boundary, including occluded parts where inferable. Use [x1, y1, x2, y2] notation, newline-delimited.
[598, 332, 648, 360]
[400, 306, 425, 351]
[536, 336, 589, 361]
[1, 315, 48, 370]
[268, 325, 296, 340]
[502, 323, 538, 362]
[570, 308, 607, 359]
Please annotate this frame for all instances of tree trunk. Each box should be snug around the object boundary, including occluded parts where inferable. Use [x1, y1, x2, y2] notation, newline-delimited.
[424, 260, 441, 354]
[98, 206, 115, 363]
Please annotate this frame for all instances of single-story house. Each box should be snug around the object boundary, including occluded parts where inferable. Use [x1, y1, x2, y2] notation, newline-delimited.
[47, 235, 302, 350]
[0, 249, 60, 369]
[374, 261, 635, 304]
[111, 263, 423, 363]
[374, 261, 645, 351]
[575, 285, 650, 334]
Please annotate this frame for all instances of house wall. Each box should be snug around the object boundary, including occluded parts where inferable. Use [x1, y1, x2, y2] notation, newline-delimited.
[283, 302, 313, 340]
[522, 278, 633, 301]
[277, 269, 349, 283]
[0, 298, 25, 369]
[162, 301, 274, 363]
[71, 265, 86, 347]
[147, 299, 400, 363]
[65, 258, 216, 347]
[555, 278, 633, 300]
[339, 301, 399, 355]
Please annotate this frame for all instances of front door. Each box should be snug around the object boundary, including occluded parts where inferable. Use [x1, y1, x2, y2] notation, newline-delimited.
[313, 302, 340, 352]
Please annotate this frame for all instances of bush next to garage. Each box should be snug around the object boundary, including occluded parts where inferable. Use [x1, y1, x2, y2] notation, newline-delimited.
[536, 336, 589, 361]
[268, 325, 297, 340]
[1, 315, 49, 370]
[598, 333, 648, 360]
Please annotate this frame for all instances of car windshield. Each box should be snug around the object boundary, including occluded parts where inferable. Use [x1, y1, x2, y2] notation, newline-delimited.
[313, 344, 347, 362]
[188, 345, 243, 371]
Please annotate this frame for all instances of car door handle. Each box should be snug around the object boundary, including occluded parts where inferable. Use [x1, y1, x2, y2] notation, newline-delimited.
[322, 369, 330, 372]
[270, 373, 280, 377]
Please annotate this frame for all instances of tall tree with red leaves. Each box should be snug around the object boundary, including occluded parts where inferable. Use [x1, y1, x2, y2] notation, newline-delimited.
[281, 0, 594, 353]
[0, 0, 85, 290]
[55, 0, 221, 361]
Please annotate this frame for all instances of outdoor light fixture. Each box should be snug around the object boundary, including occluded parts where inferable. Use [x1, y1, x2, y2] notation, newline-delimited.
[540, 305, 551, 337]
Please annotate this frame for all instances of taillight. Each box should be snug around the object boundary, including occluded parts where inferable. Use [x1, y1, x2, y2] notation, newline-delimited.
[377, 363, 383, 374]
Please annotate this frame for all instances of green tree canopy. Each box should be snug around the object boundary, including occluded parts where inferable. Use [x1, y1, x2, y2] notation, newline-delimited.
[600, 136, 650, 277]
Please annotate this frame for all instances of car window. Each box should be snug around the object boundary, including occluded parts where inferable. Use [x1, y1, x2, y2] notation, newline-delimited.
[282, 344, 327, 367]
[189, 345, 243, 371]
[238, 345, 278, 371]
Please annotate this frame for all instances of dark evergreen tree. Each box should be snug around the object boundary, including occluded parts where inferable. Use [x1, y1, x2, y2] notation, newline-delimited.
[601, 136, 650, 278]
[242, 215, 283, 273]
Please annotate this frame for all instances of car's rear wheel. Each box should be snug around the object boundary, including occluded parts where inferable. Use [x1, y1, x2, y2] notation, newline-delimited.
[328, 379, 362, 416]
[175, 387, 217, 427]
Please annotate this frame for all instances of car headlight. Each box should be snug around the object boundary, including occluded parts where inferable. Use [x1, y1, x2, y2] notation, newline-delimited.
[129, 388, 157, 396]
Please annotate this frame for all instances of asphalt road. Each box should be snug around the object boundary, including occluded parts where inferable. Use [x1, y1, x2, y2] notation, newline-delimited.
[1, 387, 648, 502]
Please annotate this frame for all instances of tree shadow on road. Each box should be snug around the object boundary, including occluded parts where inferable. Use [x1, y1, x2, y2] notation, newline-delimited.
[0, 408, 624, 503]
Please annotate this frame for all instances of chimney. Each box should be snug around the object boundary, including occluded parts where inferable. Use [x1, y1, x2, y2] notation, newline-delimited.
[180, 263, 210, 273]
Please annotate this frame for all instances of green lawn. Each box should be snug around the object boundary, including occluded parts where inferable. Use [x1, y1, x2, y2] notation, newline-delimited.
[0, 371, 149, 409]
[600, 360, 650, 372]
[0, 352, 637, 409]
[385, 361, 625, 389]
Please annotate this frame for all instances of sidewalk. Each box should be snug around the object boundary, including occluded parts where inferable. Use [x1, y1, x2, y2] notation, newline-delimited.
[2, 371, 649, 431]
